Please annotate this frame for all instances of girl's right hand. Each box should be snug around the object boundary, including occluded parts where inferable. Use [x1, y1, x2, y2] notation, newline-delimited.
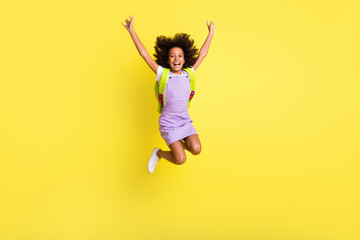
[122, 15, 134, 32]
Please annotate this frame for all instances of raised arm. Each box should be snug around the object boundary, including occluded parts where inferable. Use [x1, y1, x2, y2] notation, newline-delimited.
[122, 16, 159, 74]
[192, 20, 217, 71]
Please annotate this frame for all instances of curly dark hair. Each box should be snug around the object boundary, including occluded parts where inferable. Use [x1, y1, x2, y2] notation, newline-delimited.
[153, 33, 199, 69]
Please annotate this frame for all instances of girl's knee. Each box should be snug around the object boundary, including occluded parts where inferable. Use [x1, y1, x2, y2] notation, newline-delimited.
[174, 153, 186, 165]
[191, 143, 201, 155]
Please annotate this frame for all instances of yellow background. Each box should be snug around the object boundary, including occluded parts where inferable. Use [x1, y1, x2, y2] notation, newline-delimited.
[1, 0, 359, 239]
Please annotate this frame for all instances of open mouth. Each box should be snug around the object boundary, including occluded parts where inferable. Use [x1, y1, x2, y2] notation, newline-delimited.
[173, 63, 181, 66]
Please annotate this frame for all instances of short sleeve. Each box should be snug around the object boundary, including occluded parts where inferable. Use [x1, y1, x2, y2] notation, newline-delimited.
[190, 67, 194, 72]
[156, 66, 164, 83]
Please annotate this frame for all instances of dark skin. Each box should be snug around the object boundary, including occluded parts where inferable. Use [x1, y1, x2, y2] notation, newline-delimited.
[157, 136, 202, 165]
[122, 15, 216, 165]
[153, 33, 198, 69]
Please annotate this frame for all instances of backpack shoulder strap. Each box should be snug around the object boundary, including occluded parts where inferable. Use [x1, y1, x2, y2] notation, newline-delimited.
[159, 68, 170, 95]
[184, 68, 196, 108]
[184, 68, 195, 92]
[156, 67, 170, 113]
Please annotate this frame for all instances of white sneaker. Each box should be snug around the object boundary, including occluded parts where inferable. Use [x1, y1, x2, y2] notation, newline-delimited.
[147, 148, 160, 173]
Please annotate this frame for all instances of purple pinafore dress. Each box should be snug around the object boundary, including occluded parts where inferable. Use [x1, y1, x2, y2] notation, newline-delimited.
[159, 70, 198, 146]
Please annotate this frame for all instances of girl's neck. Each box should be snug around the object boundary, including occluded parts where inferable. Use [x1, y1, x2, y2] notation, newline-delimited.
[171, 69, 182, 75]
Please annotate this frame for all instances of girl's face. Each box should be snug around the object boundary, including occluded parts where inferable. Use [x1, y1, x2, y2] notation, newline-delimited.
[167, 47, 185, 74]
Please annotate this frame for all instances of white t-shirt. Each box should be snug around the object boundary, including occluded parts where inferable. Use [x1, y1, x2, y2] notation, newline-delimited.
[156, 66, 195, 107]
[156, 66, 194, 83]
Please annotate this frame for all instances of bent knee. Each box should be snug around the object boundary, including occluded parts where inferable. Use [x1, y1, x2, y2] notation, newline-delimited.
[174, 154, 186, 165]
[191, 144, 201, 155]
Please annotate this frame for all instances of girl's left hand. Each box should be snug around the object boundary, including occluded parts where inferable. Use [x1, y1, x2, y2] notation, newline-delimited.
[206, 20, 217, 34]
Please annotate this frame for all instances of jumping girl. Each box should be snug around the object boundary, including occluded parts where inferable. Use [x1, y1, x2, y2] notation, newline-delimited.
[122, 16, 216, 173]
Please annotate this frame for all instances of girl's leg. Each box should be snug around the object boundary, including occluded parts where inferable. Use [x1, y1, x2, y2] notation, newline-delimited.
[157, 141, 187, 165]
[183, 134, 201, 155]
[180, 140, 189, 152]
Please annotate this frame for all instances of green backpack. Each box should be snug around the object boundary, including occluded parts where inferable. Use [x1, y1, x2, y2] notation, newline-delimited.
[154, 67, 195, 114]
